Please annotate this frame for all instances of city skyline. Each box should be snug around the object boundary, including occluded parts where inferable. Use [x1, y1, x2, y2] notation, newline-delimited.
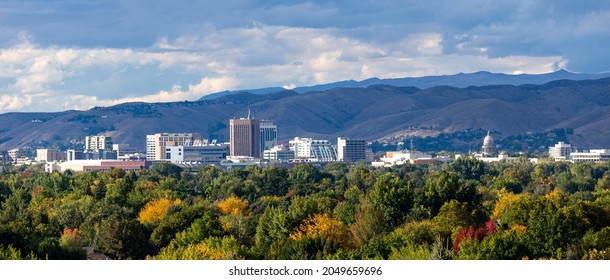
[1, 1, 609, 113]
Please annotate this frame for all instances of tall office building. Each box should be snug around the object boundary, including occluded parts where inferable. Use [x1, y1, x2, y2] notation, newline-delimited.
[230, 112, 261, 158]
[260, 122, 277, 154]
[337, 137, 366, 162]
[146, 133, 201, 161]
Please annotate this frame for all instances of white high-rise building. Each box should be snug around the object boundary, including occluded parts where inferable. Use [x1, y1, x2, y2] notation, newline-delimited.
[549, 141, 576, 161]
[289, 137, 337, 162]
[85, 136, 113, 151]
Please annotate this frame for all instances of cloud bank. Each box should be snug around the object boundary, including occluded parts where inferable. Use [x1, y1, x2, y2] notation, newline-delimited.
[0, 1, 608, 113]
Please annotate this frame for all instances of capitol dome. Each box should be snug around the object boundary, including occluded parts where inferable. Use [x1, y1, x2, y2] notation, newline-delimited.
[483, 132, 494, 146]
[482, 131, 495, 155]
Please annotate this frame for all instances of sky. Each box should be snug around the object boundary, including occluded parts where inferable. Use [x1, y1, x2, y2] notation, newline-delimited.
[1, 0, 609, 113]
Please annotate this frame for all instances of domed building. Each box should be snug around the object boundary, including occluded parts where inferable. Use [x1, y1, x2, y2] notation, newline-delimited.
[482, 131, 495, 156]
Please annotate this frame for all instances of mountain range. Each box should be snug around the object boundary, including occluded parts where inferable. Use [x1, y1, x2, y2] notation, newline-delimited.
[199, 69, 610, 100]
[2, 71, 610, 152]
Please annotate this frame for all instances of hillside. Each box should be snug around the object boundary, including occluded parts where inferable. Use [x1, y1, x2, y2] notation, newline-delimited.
[2, 78, 610, 151]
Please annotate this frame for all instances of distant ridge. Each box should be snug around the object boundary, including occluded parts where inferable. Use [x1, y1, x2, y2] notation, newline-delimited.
[199, 69, 610, 100]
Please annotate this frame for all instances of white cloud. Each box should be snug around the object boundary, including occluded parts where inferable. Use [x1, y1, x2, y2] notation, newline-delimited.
[0, 94, 33, 111]
[63, 76, 239, 111]
[0, 23, 573, 113]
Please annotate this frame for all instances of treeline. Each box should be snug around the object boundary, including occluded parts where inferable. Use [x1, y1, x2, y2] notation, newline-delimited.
[1, 158, 610, 260]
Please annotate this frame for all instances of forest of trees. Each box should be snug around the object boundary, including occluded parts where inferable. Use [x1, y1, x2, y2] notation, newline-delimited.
[2, 157, 610, 260]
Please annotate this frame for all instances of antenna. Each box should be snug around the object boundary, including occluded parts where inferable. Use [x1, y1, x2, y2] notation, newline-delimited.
[247, 109, 251, 119]
[410, 139, 414, 151]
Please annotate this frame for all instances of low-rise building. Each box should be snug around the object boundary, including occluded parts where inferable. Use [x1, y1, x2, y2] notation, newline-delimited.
[45, 160, 148, 173]
[570, 149, 610, 163]
[372, 150, 432, 167]
[263, 145, 295, 162]
[289, 137, 337, 162]
[165, 144, 228, 164]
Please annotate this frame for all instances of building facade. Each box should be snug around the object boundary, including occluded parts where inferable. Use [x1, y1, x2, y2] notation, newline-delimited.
[263, 145, 295, 161]
[260, 122, 277, 154]
[146, 133, 201, 161]
[289, 137, 337, 162]
[36, 149, 67, 163]
[113, 144, 137, 157]
[7, 148, 23, 162]
[165, 144, 228, 164]
[371, 150, 433, 167]
[570, 149, 610, 163]
[337, 137, 366, 162]
[549, 141, 576, 161]
[230, 117, 261, 158]
[66, 149, 85, 161]
[0, 150, 7, 163]
[46, 160, 148, 173]
[85, 136, 113, 151]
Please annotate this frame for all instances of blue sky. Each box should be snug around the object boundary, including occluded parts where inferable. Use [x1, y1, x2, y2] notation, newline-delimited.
[1, 0, 609, 113]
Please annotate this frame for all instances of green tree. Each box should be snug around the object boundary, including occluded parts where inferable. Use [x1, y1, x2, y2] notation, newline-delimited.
[254, 206, 289, 258]
[150, 203, 210, 248]
[366, 173, 414, 228]
[423, 171, 478, 215]
[96, 214, 151, 259]
[451, 157, 486, 181]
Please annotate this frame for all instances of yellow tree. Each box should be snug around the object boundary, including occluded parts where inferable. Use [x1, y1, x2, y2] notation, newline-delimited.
[290, 213, 351, 249]
[138, 197, 181, 224]
[217, 196, 249, 216]
[217, 197, 250, 241]
[491, 189, 521, 221]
